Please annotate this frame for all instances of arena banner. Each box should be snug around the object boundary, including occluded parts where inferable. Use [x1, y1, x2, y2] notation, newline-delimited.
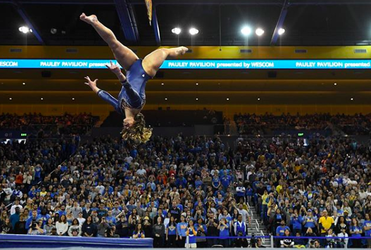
[0, 59, 371, 69]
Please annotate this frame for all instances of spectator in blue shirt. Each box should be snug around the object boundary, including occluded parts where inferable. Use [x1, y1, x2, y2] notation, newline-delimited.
[276, 220, 290, 237]
[290, 209, 303, 234]
[218, 217, 230, 247]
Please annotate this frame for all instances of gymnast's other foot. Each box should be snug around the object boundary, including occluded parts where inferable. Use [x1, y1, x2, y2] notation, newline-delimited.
[80, 13, 98, 25]
[176, 46, 189, 55]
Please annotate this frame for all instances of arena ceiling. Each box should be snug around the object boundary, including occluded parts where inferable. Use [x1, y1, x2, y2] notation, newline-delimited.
[1, 0, 371, 46]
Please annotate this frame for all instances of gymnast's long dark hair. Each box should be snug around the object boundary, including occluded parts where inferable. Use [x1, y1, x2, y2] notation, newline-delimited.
[121, 113, 152, 145]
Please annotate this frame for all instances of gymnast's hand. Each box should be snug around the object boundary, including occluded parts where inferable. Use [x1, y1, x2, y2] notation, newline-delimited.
[84, 76, 100, 94]
[106, 61, 122, 75]
[106, 61, 126, 82]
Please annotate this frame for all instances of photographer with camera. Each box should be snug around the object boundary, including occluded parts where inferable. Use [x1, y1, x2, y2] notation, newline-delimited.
[27, 219, 45, 235]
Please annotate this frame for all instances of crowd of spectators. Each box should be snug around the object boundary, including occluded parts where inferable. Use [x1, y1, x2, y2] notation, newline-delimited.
[234, 113, 332, 136]
[1, 112, 371, 248]
[0, 113, 99, 137]
[330, 114, 371, 135]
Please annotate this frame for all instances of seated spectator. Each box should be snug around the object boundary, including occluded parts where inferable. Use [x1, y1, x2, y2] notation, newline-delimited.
[97, 217, 110, 238]
[280, 229, 294, 248]
[56, 215, 68, 236]
[28, 219, 45, 235]
[68, 219, 82, 237]
[44, 218, 55, 236]
[1, 218, 13, 234]
[325, 229, 336, 248]
[132, 224, 145, 239]
[82, 216, 96, 237]
[336, 227, 349, 248]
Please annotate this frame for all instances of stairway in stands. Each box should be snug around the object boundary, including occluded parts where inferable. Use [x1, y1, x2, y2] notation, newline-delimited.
[247, 203, 271, 247]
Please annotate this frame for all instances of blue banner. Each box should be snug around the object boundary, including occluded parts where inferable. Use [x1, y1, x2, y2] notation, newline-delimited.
[0, 59, 371, 69]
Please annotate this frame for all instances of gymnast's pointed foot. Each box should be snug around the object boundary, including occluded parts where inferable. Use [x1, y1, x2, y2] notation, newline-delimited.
[80, 13, 98, 25]
[175, 46, 189, 56]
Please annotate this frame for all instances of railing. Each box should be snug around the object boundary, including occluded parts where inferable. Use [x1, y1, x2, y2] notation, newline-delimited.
[184, 235, 371, 248]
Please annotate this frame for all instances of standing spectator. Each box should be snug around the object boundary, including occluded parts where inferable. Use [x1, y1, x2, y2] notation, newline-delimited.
[195, 218, 207, 248]
[10, 207, 20, 230]
[166, 216, 177, 247]
[234, 214, 248, 247]
[176, 215, 188, 247]
[71, 201, 82, 219]
[363, 213, 371, 248]
[14, 214, 27, 234]
[290, 209, 303, 234]
[349, 218, 362, 248]
[10, 199, 23, 215]
[185, 220, 197, 249]
[153, 217, 165, 248]
[115, 214, 129, 238]
[218, 217, 230, 247]
[318, 210, 334, 236]
[206, 211, 219, 247]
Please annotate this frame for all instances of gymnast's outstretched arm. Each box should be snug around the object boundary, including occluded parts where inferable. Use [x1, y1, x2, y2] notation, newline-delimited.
[84, 76, 120, 113]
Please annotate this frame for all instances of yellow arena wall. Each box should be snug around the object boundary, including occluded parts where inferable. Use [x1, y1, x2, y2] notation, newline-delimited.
[1, 45, 371, 118]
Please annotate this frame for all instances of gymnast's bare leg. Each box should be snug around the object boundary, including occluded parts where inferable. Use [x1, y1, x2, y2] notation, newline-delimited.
[80, 13, 188, 77]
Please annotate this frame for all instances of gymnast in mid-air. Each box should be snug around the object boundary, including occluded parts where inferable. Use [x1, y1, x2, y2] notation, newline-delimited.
[80, 13, 188, 144]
